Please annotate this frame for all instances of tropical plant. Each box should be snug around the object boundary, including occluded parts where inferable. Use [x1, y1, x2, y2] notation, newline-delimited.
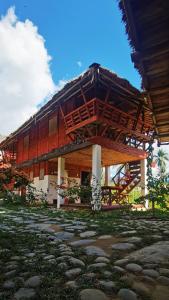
[135, 144, 169, 216]
[154, 149, 169, 177]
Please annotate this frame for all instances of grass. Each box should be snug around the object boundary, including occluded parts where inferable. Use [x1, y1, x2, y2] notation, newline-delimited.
[2, 200, 169, 219]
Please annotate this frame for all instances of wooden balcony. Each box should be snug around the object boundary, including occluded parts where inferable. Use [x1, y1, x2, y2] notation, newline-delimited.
[64, 98, 152, 142]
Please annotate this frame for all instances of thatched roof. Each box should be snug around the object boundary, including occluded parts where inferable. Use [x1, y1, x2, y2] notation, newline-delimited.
[119, 0, 169, 144]
[0, 63, 152, 149]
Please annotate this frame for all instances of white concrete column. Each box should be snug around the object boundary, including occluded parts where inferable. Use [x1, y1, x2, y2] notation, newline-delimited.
[105, 166, 110, 186]
[91, 144, 102, 210]
[57, 157, 65, 209]
[140, 159, 148, 208]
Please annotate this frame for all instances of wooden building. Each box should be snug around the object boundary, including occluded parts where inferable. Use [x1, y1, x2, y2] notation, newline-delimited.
[0, 64, 154, 208]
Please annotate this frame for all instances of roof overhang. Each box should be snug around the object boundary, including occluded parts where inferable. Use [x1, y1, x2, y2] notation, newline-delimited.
[119, 0, 169, 144]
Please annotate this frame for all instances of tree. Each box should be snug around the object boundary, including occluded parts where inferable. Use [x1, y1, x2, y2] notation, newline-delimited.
[0, 166, 30, 195]
[146, 173, 169, 216]
[155, 149, 169, 177]
[135, 144, 169, 216]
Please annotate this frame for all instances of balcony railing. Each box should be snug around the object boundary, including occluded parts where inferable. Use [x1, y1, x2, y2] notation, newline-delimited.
[64, 98, 152, 141]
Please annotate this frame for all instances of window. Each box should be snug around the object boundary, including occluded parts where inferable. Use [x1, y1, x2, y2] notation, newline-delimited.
[49, 116, 57, 136]
[23, 135, 29, 150]
[39, 168, 45, 180]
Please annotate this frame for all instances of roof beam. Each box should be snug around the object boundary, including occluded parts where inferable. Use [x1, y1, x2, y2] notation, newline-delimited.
[156, 121, 169, 128]
[149, 86, 169, 96]
[154, 105, 169, 114]
[16, 141, 93, 169]
[157, 133, 169, 138]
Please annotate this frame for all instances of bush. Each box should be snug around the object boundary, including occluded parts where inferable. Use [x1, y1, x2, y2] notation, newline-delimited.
[3, 190, 26, 205]
[0, 167, 30, 193]
[135, 174, 169, 216]
[2, 184, 48, 208]
[62, 184, 92, 204]
[26, 186, 48, 207]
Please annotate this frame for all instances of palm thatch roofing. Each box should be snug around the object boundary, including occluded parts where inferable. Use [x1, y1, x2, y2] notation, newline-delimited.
[0, 63, 152, 149]
[119, 0, 169, 144]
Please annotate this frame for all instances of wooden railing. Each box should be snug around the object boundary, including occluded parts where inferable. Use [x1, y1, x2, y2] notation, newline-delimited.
[64, 99, 96, 130]
[64, 98, 152, 141]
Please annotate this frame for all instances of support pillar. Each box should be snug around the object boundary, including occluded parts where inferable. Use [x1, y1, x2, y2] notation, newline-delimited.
[140, 159, 148, 209]
[57, 157, 65, 209]
[91, 144, 102, 210]
[105, 166, 110, 186]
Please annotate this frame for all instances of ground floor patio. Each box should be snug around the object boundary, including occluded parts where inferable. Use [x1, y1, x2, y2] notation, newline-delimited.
[0, 206, 169, 300]
[28, 142, 148, 209]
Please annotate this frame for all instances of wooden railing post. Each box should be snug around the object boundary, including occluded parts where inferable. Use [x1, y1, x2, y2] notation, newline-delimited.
[63, 98, 153, 143]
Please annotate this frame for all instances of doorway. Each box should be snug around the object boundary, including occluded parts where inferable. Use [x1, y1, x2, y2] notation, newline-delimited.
[81, 171, 91, 186]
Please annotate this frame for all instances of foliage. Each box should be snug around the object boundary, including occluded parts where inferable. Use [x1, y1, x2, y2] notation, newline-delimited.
[3, 190, 26, 205]
[147, 145, 169, 214]
[0, 165, 48, 207]
[56, 175, 102, 211]
[0, 166, 29, 205]
[128, 187, 141, 203]
[38, 188, 48, 207]
[60, 178, 92, 204]
[25, 186, 48, 206]
[2, 186, 48, 207]
[154, 148, 169, 177]
[135, 176, 169, 208]
[26, 185, 37, 204]
[0, 167, 30, 193]
[135, 144, 169, 215]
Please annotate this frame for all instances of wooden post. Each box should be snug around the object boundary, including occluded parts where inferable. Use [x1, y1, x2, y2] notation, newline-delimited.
[91, 144, 102, 211]
[105, 166, 110, 186]
[140, 159, 148, 208]
[57, 157, 65, 209]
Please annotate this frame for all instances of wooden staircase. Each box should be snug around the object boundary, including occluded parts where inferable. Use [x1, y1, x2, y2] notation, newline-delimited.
[112, 160, 141, 203]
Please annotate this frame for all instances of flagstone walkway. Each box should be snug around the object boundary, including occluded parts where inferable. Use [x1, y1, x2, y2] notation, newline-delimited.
[0, 207, 169, 300]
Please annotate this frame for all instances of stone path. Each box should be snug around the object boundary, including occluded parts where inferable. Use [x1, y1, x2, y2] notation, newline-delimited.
[0, 208, 169, 299]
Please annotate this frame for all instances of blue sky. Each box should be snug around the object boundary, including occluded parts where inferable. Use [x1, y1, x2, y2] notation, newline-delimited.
[0, 1, 168, 164]
[0, 0, 141, 89]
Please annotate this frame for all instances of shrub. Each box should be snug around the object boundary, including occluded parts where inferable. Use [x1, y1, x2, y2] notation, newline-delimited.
[61, 184, 92, 204]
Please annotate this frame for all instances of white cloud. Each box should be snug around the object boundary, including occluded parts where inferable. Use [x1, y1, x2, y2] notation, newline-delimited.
[37, 79, 68, 108]
[0, 7, 55, 135]
[77, 61, 82, 67]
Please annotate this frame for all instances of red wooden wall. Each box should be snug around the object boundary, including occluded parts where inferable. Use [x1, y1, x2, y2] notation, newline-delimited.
[23, 161, 57, 178]
[16, 106, 72, 164]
